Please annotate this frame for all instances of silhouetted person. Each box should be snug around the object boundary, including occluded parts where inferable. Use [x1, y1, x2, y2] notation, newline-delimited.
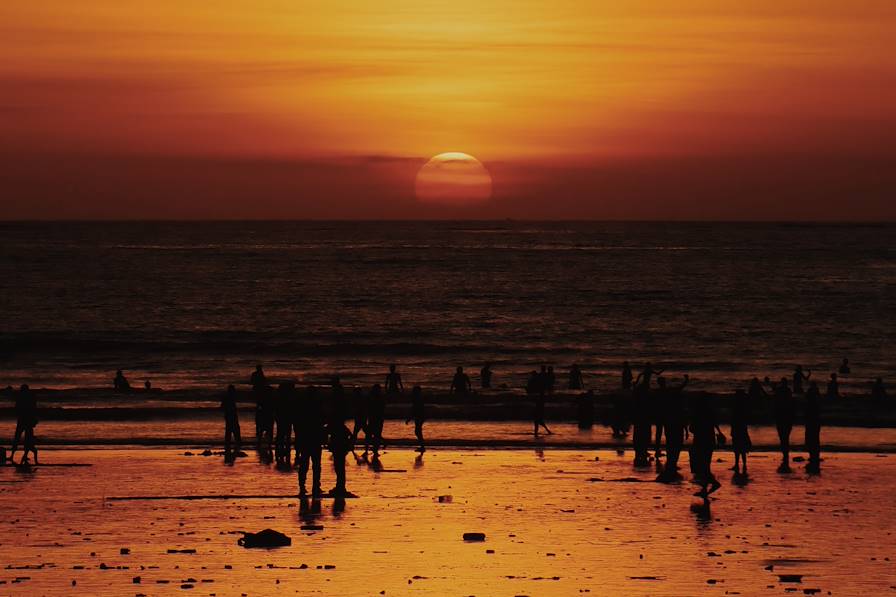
[826, 373, 840, 400]
[17, 385, 38, 465]
[10, 384, 36, 463]
[568, 364, 584, 391]
[621, 361, 633, 391]
[531, 372, 552, 437]
[368, 383, 386, 458]
[113, 369, 131, 392]
[274, 382, 295, 464]
[329, 377, 349, 428]
[296, 386, 324, 497]
[576, 390, 594, 428]
[838, 358, 850, 375]
[748, 376, 767, 402]
[526, 370, 542, 397]
[793, 365, 811, 395]
[450, 366, 472, 395]
[222, 384, 241, 452]
[656, 375, 688, 480]
[546, 366, 556, 395]
[384, 364, 403, 395]
[689, 394, 722, 498]
[250, 364, 267, 439]
[480, 364, 492, 389]
[406, 385, 426, 452]
[350, 387, 369, 454]
[804, 381, 822, 474]
[730, 388, 751, 475]
[634, 362, 663, 390]
[326, 418, 353, 497]
[259, 385, 275, 445]
[767, 376, 795, 472]
[872, 378, 888, 401]
[631, 381, 651, 466]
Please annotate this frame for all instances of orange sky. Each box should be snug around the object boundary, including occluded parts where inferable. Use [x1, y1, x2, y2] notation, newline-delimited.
[2, 1, 895, 219]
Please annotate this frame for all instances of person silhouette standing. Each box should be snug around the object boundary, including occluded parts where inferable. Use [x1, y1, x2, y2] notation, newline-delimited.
[621, 361, 633, 391]
[367, 383, 386, 459]
[730, 388, 752, 475]
[689, 393, 722, 498]
[9, 384, 28, 462]
[221, 384, 241, 453]
[296, 386, 324, 497]
[480, 364, 493, 389]
[450, 367, 472, 395]
[274, 382, 295, 465]
[250, 364, 267, 440]
[568, 364, 584, 391]
[826, 373, 840, 400]
[326, 380, 353, 497]
[11, 385, 38, 464]
[838, 358, 851, 375]
[634, 362, 663, 390]
[766, 376, 795, 472]
[631, 380, 651, 466]
[657, 375, 688, 478]
[793, 365, 811, 395]
[406, 385, 426, 453]
[385, 364, 403, 396]
[113, 370, 131, 392]
[350, 387, 369, 455]
[804, 381, 822, 474]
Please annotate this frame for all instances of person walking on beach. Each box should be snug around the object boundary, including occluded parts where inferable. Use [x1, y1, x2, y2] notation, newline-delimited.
[631, 380, 651, 466]
[326, 413, 354, 497]
[10, 384, 37, 464]
[730, 388, 752, 475]
[385, 364, 403, 395]
[527, 371, 551, 437]
[804, 381, 822, 474]
[221, 384, 241, 453]
[250, 364, 268, 440]
[568, 364, 584, 391]
[689, 394, 722, 498]
[274, 382, 295, 465]
[113, 369, 131, 392]
[450, 367, 472, 395]
[656, 374, 688, 475]
[367, 383, 386, 458]
[406, 385, 426, 453]
[766, 376, 795, 472]
[350, 387, 369, 455]
[826, 373, 840, 400]
[793, 365, 811, 394]
[296, 386, 324, 497]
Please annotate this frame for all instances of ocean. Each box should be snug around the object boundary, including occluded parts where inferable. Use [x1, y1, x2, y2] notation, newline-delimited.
[1, 221, 894, 394]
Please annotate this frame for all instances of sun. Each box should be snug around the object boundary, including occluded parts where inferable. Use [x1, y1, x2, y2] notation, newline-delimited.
[415, 152, 493, 205]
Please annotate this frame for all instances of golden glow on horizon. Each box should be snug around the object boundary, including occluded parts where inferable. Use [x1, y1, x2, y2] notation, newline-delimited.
[2, 1, 895, 161]
[415, 152, 492, 204]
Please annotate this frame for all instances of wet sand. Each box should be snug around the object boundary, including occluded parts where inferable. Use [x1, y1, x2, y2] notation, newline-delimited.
[2, 447, 895, 595]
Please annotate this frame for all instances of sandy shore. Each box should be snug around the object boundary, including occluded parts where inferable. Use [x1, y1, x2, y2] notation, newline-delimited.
[2, 447, 895, 595]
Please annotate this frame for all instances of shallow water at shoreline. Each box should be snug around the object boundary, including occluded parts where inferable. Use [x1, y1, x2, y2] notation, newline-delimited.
[1, 448, 895, 595]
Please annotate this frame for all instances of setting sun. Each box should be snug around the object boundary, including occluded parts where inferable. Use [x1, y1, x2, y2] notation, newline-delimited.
[414, 152, 492, 205]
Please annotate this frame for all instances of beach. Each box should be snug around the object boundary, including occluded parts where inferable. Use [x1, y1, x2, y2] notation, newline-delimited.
[2, 447, 896, 595]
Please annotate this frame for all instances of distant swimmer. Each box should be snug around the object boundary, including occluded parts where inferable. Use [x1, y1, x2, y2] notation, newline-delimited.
[480, 364, 493, 389]
[872, 377, 888, 401]
[838, 358, 851, 375]
[113, 369, 131, 392]
[826, 373, 840, 400]
[406, 385, 426, 453]
[730, 388, 752, 475]
[804, 381, 822, 474]
[384, 364, 403, 395]
[634, 362, 663, 390]
[221, 384, 241, 453]
[792, 365, 811, 395]
[568, 363, 584, 391]
[766, 376, 795, 473]
[450, 366, 472, 395]
[621, 361, 633, 391]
